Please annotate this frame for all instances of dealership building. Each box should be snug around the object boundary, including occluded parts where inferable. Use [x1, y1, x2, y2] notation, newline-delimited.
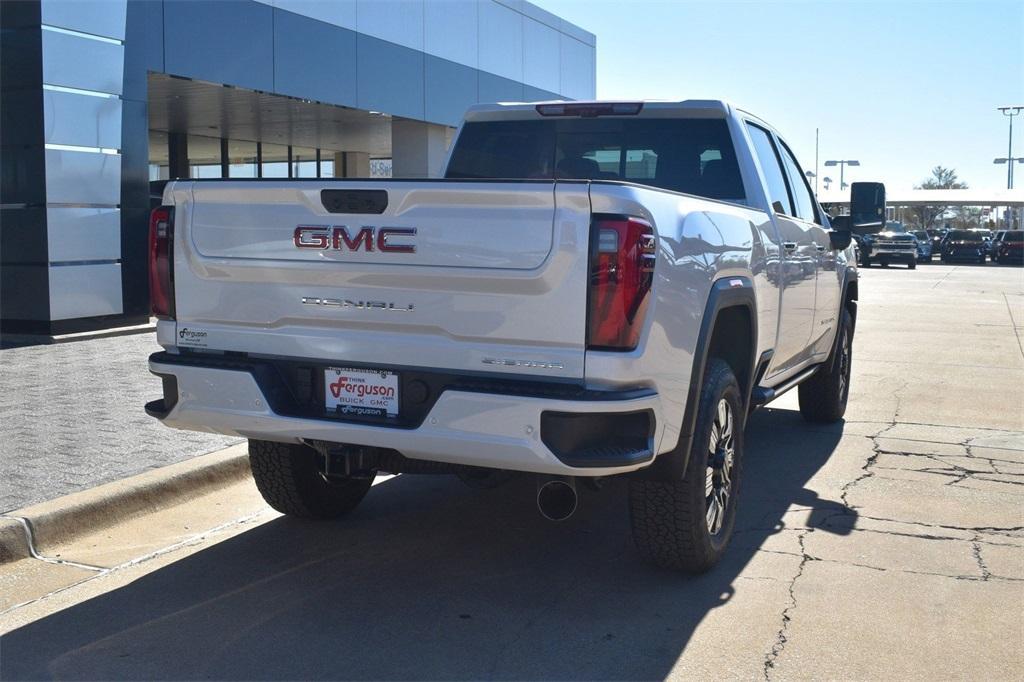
[0, 0, 596, 336]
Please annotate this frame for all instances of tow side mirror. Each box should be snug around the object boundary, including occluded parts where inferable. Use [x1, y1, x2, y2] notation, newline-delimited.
[829, 230, 853, 250]
[849, 182, 886, 234]
[827, 214, 854, 250]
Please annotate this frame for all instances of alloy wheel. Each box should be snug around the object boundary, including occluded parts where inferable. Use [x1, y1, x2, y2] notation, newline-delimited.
[705, 398, 735, 535]
[837, 326, 851, 402]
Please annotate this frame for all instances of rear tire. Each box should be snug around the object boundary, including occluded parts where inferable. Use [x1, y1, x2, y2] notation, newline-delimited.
[249, 439, 374, 519]
[798, 307, 853, 423]
[629, 359, 744, 573]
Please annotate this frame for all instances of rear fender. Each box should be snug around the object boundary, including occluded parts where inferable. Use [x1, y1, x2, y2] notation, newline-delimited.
[639, 277, 757, 481]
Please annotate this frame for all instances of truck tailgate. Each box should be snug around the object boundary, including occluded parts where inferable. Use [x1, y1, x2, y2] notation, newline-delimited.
[168, 180, 592, 379]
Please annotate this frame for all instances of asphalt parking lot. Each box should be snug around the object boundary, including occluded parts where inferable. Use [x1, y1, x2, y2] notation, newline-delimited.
[1, 262, 1022, 680]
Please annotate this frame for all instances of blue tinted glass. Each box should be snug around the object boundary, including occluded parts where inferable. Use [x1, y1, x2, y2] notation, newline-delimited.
[446, 118, 745, 202]
[746, 123, 792, 216]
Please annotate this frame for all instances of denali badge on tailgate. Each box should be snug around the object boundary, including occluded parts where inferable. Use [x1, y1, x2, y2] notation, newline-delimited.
[301, 297, 414, 312]
[293, 226, 416, 253]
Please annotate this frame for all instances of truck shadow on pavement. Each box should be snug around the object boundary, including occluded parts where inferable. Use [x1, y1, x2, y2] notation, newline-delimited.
[1, 407, 852, 680]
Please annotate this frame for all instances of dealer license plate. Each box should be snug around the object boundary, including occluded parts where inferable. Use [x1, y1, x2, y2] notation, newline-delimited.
[324, 367, 399, 418]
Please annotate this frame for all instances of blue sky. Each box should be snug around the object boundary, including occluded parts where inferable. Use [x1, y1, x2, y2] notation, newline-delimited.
[535, 0, 1024, 192]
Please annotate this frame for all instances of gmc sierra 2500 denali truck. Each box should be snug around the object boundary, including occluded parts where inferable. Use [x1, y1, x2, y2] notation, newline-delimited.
[146, 100, 885, 573]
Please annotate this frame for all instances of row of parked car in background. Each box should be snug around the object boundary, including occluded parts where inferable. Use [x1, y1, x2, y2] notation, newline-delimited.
[853, 224, 1023, 268]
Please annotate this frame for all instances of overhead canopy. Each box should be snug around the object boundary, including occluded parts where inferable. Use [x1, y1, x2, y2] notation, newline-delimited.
[147, 73, 393, 156]
[817, 188, 1024, 207]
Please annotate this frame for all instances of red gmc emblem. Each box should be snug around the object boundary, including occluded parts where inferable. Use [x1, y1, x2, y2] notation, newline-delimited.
[293, 226, 416, 253]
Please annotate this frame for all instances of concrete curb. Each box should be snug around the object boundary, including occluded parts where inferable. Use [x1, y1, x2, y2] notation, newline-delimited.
[0, 321, 156, 349]
[0, 443, 250, 564]
[0, 518, 32, 563]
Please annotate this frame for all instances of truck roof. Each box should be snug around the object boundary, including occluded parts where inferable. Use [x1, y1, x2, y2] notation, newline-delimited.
[463, 99, 736, 122]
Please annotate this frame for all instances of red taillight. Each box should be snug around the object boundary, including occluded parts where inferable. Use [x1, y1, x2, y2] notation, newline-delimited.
[587, 215, 656, 350]
[148, 206, 174, 319]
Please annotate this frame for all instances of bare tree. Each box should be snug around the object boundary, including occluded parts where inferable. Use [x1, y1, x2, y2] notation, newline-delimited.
[906, 166, 968, 229]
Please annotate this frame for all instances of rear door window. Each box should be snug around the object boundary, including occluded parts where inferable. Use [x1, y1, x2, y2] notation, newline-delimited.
[778, 141, 819, 224]
[446, 118, 745, 202]
[745, 123, 793, 216]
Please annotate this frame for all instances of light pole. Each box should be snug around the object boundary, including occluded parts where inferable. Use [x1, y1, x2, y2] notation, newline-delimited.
[997, 106, 1023, 189]
[993, 157, 1024, 188]
[824, 159, 860, 190]
[814, 128, 819, 195]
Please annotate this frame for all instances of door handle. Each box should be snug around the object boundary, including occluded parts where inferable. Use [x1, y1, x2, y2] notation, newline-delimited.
[783, 242, 797, 251]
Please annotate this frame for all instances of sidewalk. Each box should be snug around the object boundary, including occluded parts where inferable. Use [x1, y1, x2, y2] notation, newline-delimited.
[0, 332, 241, 512]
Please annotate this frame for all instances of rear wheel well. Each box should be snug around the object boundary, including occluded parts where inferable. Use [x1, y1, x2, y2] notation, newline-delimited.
[706, 305, 754, 398]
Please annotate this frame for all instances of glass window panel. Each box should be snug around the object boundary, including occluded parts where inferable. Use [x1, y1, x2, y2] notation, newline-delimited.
[445, 119, 744, 201]
[188, 134, 222, 179]
[227, 139, 257, 178]
[778, 142, 819, 222]
[148, 130, 169, 181]
[778, 141, 817, 223]
[745, 123, 793, 215]
[262, 143, 289, 178]
[292, 147, 318, 178]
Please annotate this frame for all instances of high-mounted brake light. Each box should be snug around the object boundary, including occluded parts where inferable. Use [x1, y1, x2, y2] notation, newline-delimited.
[536, 102, 644, 118]
[587, 215, 656, 351]
[148, 206, 175, 320]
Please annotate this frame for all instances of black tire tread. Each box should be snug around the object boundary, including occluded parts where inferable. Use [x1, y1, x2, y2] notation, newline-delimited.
[798, 307, 853, 423]
[249, 439, 373, 519]
[629, 359, 742, 573]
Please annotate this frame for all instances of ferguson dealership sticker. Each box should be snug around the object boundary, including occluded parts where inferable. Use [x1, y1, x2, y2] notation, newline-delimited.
[325, 367, 399, 417]
[177, 327, 209, 347]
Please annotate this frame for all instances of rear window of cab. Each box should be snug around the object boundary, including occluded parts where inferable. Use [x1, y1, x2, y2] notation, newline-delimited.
[446, 118, 746, 203]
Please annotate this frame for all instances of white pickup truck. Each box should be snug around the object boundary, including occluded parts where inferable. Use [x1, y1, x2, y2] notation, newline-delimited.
[146, 100, 884, 572]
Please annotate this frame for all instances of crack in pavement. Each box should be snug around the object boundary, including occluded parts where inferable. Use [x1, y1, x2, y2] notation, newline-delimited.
[856, 515, 1024, 538]
[752, 546, 1023, 584]
[762, 531, 814, 681]
[753, 299, 1023, 677]
[839, 421, 900, 511]
[861, 434, 1024, 489]
[738, 521, 1023, 549]
[971, 536, 993, 582]
[843, 418, 1021, 436]
[755, 404, 1022, 678]
[838, 413, 1024, 510]
[1003, 292, 1024, 362]
[930, 266, 958, 289]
